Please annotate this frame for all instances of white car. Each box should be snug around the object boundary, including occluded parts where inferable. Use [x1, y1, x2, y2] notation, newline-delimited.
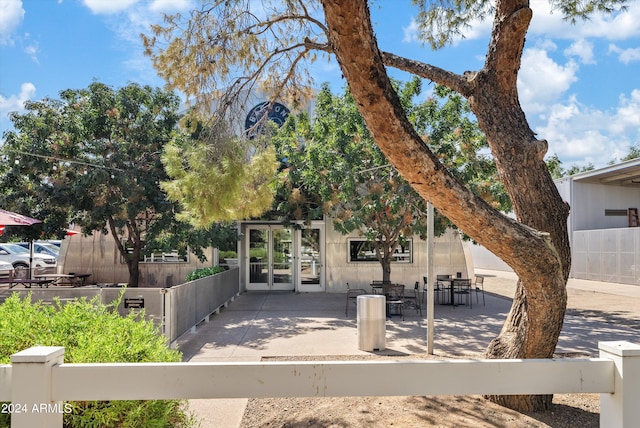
[0, 243, 57, 279]
[0, 260, 14, 278]
[16, 241, 60, 259]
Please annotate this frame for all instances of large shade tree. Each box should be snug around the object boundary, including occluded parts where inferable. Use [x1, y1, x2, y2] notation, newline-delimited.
[273, 79, 504, 283]
[143, 0, 629, 410]
[0, 82, 224, 287]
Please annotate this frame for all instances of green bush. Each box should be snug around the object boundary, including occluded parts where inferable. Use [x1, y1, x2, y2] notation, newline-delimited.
[185, 265, 226, 282]
[218, 250, 237, 259]
[0, 293, 197, 428]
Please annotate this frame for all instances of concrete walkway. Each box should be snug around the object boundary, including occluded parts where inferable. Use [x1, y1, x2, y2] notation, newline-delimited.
[177, 271, 640, 428]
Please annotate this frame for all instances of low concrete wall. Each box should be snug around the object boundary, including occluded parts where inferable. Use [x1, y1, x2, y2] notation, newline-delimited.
[164, 268, 239, 345]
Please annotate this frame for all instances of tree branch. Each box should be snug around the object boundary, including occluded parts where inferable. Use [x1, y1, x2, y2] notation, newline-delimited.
[381, 51, 473, 97]
[484, 1, 532, 91]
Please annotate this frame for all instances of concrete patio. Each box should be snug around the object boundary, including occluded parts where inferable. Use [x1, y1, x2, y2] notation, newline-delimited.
[176, 271, 640, 427]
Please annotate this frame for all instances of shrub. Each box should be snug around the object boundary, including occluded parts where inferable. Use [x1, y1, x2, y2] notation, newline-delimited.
[0, 293, 197, 428]
[185, 265, 226, 282]
[218, 250, 237, 259]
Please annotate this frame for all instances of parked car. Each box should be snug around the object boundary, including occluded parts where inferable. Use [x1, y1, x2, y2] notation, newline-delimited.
[16, 241, 60, 259]
[0, 260, 14, 278]
[0, 243, 57, 279]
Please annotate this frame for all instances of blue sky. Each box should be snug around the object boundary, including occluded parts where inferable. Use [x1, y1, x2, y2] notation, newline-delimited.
[1, 0, 639, 169]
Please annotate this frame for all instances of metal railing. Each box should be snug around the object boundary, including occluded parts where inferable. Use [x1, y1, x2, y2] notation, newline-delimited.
[572, 227, 640, 285]
[1, 341, 639, 427]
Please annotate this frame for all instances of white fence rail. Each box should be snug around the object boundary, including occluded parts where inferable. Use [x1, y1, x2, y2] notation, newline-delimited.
[1, 341, 639, 428]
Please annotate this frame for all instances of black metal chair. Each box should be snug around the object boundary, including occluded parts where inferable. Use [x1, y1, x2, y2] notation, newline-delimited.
[436, 274, 452, 305]
[474, 276, 486, 306]
[403, 281, 422, 316]
[382, 283, 405, 320]
[422, 276, 429, 305]
[453, 278, 472, 308]
[345, 282, 367, 316]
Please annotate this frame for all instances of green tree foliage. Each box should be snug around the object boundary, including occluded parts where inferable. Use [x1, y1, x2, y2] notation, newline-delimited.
[273, 79, 505, 282]
[545, 154, 595, 179]
[0, 293, 195, 427]
[621, 144, 640, 161]
[0, 82, 224, 286]
[161, 121, 278, 227]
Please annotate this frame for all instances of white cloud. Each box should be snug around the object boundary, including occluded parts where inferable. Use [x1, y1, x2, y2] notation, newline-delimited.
[611, 89, 640, 132]
[529, 0, 640, 40]
[402, 19, 418, 44]
[608, 44, 640, 64]
[0, 0, 24, 45]
[518, 47, 579, 115]
[20, 32, 40, 63]
[537, 90, 640, 167]
[149, 0, 193, 13]
[0, 82, 36, 115]
[82, 0, 140, 15]
[564, 39, 595, 64]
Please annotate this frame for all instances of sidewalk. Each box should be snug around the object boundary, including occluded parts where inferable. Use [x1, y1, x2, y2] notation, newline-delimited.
[178, 272, 640, 428]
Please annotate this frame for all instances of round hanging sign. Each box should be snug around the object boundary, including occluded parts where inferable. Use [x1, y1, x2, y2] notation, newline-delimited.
[244, 101, 290, 139]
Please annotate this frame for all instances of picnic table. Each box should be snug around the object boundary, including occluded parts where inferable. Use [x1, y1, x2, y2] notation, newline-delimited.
[0, 278, 54, 289]
[34, 273, 92, 287]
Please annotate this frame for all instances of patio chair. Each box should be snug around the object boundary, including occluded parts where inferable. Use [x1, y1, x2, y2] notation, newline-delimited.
[452, 278, 472, 308]
[345, 282, 368, 316]
[436, 274, 452, 305]
[422, 276, 428, 304]
[473, 276, 485, 306]
[382, 283, 405, 320]
[403, 281, 422, 316]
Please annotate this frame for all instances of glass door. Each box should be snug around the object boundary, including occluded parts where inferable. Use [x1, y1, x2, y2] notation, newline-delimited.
[247, 226, 293, 291]
[298, 226, 325, 292]
[271, 228, 293, 290]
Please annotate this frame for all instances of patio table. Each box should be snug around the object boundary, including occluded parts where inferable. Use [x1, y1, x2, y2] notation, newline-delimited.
[0, 278, 54, 289]
[437, 278, 469, 306]
[35, 273, 92, 287]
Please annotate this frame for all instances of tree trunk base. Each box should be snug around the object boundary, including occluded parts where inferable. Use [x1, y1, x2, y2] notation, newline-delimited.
[484, 394, 553, 412]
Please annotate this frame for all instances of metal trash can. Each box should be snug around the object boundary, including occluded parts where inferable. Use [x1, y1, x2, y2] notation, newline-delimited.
[357, 295, 386, 351]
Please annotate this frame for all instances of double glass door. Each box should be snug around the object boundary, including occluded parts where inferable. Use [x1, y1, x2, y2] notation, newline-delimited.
[246, 224, 325, 291]
[247, 226, 293, 291]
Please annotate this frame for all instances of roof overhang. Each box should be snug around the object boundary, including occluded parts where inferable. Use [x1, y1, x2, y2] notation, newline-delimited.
[565, 158, 640, 187]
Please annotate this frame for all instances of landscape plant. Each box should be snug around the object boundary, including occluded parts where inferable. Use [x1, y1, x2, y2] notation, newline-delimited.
[0, 293, 196, 427]
[185, 265, 226, 282]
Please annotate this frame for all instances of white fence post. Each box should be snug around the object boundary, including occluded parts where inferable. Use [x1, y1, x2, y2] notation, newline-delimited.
[10, 346, 65, 428]
[599, 341, 640, 428]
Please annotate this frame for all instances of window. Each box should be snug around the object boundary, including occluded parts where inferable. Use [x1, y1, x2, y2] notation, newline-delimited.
[142, 252, 188, 263]
[121, 240, 189, 264]
[347, 239, 412, 263]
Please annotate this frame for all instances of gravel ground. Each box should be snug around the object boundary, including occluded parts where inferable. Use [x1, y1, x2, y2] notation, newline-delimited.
[240, 276, 638, 428]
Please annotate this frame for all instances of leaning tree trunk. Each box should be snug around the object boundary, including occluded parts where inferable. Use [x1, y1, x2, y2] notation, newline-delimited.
[320, 0, 571, 411]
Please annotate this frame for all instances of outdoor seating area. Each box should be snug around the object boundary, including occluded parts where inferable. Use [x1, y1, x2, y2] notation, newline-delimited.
[346, 274, 490, 321]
